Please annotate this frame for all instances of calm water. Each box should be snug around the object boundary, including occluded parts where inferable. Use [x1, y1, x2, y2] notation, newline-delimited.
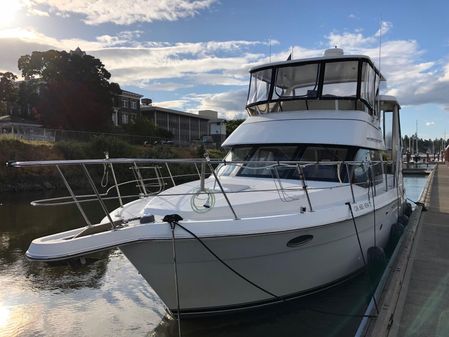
[0, 176, 428, 337]
[403, 175, 429, 205]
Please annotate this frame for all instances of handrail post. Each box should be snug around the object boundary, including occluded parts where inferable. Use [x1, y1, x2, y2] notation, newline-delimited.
[194, 162, 201, 179]
[384, 161, 388, 192]
[154, 166, 164, 193]
[393, 161, 396, 188]
[346, 163, 356, 203]
[297, 164, 313, 212]
[108, 162, 123, 208]
[370, 164, 377, 196]
[200, 160, 206, 192]
[56, 165, 92, 227]
[133, 162, 148, 196]
[165, 162, 176, 187]
[206, 157, 239, 220]
[81, 164, 116, 229]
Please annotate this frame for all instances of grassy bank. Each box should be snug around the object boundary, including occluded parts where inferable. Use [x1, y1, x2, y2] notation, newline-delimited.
[0, 135, 224, 192]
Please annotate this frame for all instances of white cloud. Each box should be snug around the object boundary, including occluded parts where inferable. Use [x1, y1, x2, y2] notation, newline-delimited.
[25, 0, 216, 25]
[374, 21, 392, 38]
[186, 91, 248, 119]
[426, 121, 435, 126]
[152, 99, 192, 110]
[322, 25, 449, 110]
[5, 23, 449, 118]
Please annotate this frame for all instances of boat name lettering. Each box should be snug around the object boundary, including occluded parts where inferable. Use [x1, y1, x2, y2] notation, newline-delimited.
[366, 137, 382, 143]
[353, 203, 372, 212]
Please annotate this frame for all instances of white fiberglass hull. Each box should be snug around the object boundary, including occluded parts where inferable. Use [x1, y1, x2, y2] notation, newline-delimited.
[119, 201, 397, 315]
[25, 171, 403, 316]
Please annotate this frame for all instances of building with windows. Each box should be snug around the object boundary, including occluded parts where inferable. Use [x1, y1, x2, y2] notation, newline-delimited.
[198, 110, 227, 145]
[140, 99, 226, 145]
[112, 90, 143, 126]
[141, 101, 208, 144]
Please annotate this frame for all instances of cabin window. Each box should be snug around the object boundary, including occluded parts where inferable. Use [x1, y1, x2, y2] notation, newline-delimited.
[322, 61, 358, 97]
[352, 149, 370, 187]
[273, 63, 321, 99]
[218, 146, 253, 176]
[247, 59, 381, 115]
[220, 144, 357, 181]
[383, 110, 393, 149]
[370, 150, 384, 185]
[239, 146, 298, 177]
[247, 68, 272, 106]
[300, 146, 349, 181]
[351, 149, 384, 187]
[361, 62, 380, 113]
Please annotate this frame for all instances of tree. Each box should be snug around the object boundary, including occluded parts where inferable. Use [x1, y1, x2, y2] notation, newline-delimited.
[0, 72, 17, 114]
[225, 119, 245, 136]
[123, 115, 173, 141]
[17, 50, 120, 131]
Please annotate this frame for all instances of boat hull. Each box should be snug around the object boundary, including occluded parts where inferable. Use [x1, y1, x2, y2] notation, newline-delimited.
[119, 201, 397, 315]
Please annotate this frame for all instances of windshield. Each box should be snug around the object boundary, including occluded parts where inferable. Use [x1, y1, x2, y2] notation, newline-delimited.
[246, 59, 380, 115]
[218, 144, 357, 181]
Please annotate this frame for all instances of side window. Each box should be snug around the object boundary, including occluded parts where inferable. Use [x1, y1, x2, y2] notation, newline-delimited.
[370, 150, 384, 185]
[218, 146, 253, 177]
[300, 146, 349, 181]
[352, 149, 370, 187]
[239, 146, 296, 177]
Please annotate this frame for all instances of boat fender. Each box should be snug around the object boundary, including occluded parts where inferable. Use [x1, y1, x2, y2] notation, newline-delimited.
[386, 222, 404, 254]
[367, 246, 386, 279]
[398, 215, 409, 227]
[404, 202, 413, 217]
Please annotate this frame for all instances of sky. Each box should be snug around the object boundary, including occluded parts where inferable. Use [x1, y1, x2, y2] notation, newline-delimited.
[1, 0, 449, 139]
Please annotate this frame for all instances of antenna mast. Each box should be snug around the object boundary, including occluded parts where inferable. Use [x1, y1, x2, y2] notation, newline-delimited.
[376, 18, 382, 118]
[378, 20, 382, 75]
[269, 38, 272, 63]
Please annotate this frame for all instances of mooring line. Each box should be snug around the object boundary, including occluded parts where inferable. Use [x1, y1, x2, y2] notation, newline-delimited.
[346, 202, 380, 315]
[164, 212, 380, 321]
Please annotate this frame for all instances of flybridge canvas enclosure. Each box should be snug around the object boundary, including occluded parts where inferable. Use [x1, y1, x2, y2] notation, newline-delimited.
[246, 57, 382, 115]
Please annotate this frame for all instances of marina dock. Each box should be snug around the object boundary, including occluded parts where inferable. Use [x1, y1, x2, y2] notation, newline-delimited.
[361, 164, 449, 337]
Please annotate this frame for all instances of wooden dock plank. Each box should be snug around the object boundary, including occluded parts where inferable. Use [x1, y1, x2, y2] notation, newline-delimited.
[362, 164, 449, 337]
[396, 165, 449, 336]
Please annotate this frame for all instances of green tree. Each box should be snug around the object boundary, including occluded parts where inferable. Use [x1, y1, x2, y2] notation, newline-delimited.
[18, 50, 120, 131]
[123, 115, 173, 141]
[15, 80, 39, 118]
[0, 72, 17, 114]
[225, 119, 245, 136]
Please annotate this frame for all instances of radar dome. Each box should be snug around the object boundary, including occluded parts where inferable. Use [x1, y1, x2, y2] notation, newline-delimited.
[324, 48, 344, 57]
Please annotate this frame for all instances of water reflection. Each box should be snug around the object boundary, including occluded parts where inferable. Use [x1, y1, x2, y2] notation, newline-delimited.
[403, 175, 428, 204]
[151, 272, 376, 337]
[0, 192, 110, 291]
[0, 192, 166, 337]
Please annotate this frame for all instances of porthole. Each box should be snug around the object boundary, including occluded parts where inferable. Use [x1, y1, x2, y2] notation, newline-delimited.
[287, 234, 314, 247]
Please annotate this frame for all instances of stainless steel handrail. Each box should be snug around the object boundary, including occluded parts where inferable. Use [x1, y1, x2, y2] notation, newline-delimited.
[9, 157, 396, 226]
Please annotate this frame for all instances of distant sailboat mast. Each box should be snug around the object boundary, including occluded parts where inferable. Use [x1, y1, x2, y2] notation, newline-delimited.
[415, 120, 418, 155]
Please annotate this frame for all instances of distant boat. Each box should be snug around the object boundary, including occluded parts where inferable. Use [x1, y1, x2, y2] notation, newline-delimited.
[13, 48, 407, 316]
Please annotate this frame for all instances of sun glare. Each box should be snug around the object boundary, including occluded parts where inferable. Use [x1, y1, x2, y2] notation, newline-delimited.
[0, 0, 21, 26]
[0, 306, 11, 327]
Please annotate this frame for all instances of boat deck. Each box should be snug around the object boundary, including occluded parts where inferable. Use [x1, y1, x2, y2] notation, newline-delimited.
[362, 163, 449, 337]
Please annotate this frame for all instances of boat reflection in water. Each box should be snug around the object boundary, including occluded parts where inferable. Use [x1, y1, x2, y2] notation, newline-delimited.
[7, 48, 408, 332]
[0, 193, 166, 337]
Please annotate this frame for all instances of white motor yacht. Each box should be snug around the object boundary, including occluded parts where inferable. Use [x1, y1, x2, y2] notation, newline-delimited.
[11, 48, 406, 316]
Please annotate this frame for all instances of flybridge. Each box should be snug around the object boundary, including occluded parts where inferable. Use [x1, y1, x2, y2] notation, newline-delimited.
[246, 48, 384, 116]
